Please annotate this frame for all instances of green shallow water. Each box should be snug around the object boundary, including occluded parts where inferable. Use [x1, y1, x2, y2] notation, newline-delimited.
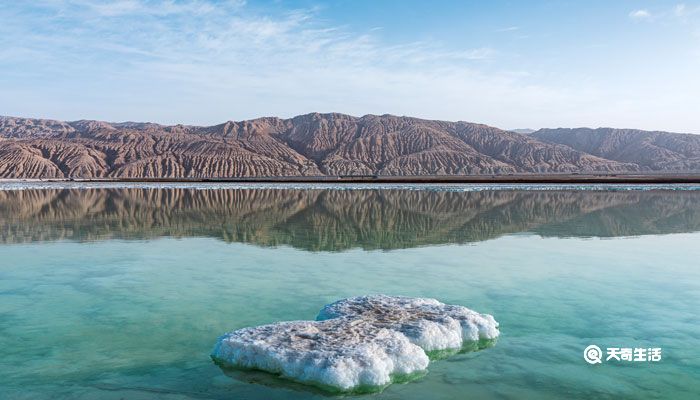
[0, 185, 699, 399]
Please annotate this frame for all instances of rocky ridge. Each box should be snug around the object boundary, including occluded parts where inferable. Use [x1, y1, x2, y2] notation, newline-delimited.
[3, 113, 688, 178]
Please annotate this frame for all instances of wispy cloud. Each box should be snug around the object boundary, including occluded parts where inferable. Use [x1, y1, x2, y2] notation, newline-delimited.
[673, 2, 700, 19]
[629, 4, 700, 22]
[1, 1, 500, 81]
[496, 26, 519, 32]
[629, 9, 652, 20]
[53, 0, 239, 17]
[0, 0, 523, 125]
[675, 3, 687, 16]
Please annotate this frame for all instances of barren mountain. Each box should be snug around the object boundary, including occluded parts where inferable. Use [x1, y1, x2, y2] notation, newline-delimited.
[1, 113, 696, 179]
[532, 127, 700, 171]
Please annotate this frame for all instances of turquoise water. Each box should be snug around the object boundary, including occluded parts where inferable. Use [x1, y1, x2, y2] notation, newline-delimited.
[1, 185, 699, 399]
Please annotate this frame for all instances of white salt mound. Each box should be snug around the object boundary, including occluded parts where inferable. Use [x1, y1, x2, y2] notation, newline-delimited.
[211, 295, 499, 391]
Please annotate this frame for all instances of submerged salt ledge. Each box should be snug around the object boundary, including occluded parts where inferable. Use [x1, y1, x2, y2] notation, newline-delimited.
[211, 295, 499, 391]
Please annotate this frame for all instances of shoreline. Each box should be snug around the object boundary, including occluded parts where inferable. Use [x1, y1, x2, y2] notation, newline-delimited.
[2, 173, 700, 184]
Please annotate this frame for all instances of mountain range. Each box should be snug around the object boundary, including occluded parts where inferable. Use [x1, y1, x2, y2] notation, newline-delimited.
[1, 113, 699, 178]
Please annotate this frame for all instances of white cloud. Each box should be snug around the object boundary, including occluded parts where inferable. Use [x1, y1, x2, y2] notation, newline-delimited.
[40, 0, 242, 17]
[84, 0, 143, 16]
[629, 9, 652, 19]
[629, 4, 699, 22]
[0, 2, 512, 122]
[675, 3, 687, 16]
[673, 2, 700, 20]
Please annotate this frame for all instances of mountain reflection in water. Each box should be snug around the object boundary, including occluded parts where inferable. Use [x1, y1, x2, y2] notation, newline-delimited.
[1, 187, 699, 250]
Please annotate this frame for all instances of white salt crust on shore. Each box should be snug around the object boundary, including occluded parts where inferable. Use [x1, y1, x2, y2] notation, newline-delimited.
[211, 295, 499, 391]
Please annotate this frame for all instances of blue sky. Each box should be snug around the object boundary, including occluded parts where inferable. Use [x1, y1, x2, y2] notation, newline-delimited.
[1, 1, 699, 132]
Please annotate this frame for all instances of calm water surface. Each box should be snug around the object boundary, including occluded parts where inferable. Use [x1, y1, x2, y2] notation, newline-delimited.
[1, 184, 699, 399]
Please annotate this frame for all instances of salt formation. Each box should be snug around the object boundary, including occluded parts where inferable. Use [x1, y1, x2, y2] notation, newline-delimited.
[211, 295, 499, 392]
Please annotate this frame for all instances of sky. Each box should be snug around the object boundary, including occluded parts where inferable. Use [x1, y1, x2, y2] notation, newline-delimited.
[1, 1, 699, 132]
